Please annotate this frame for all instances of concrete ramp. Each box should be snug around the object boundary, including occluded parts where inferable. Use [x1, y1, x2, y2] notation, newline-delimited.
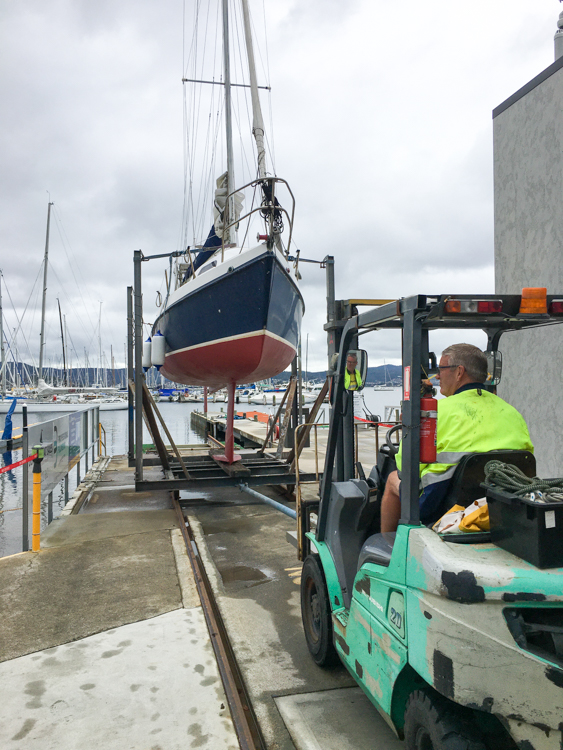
[275, 688, 404, 750]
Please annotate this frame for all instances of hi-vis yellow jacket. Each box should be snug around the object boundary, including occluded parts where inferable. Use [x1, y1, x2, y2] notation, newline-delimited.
[344, 368, 363, 390]
[396, 388, 533, 492]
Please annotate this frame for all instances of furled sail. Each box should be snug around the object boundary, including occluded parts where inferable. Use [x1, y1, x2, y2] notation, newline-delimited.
[213, 171, 244, 240]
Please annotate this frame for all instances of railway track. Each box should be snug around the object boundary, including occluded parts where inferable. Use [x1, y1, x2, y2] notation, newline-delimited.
[172, 493, 266, 750]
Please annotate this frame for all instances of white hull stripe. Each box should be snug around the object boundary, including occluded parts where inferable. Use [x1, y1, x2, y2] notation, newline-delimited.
[165, 329, 296, 358]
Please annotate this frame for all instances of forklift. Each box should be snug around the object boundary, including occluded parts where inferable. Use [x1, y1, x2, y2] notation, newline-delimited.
[299, 291, 563, 750]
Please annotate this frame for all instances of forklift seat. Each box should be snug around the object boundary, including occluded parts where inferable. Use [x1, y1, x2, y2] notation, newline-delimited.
[440, 449, 536, 511]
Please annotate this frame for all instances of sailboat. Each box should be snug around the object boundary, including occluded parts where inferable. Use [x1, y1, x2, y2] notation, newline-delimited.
[373, 361, 394, 391]
[152, 0, 304, 462]
[0, 203, 127, 413]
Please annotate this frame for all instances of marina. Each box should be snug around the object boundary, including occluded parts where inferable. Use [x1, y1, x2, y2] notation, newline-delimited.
[2, 1, 563, 749]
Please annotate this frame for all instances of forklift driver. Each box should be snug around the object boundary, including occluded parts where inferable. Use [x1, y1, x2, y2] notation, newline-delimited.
[344, 353, 362, 391]
[380, 343, 533, 533]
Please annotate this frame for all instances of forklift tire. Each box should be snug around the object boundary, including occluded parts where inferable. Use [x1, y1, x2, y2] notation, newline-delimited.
[301, 555, 339, 667]
[404, 690, 487, 750]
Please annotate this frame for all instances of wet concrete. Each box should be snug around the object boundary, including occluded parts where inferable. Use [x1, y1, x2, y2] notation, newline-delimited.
[0, 455, 239, 749]
[0, 609, 238, 750]
[80, 455, 171, 513]
[188, 491, 357, 750]
[0, 525, 182, 663]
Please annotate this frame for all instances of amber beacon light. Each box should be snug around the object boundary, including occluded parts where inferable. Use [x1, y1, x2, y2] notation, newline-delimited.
[519, 287, 547, 314]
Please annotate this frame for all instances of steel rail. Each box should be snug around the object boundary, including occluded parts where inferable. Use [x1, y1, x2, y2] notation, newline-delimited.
[172, 494, 265, 750]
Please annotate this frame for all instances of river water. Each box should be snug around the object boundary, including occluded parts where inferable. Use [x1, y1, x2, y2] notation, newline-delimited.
[0, 388, 402, 557]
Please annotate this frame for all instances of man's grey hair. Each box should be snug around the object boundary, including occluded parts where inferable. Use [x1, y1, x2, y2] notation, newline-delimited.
[442, 343, 488, 382]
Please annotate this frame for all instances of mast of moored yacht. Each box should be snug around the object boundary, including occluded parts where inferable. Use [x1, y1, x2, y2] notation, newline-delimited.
[38, 201, 53, 382]
[57, 299, 67, 386]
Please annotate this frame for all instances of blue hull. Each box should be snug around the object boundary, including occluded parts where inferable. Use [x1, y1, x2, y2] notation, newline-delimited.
[154, 248, 304, 387]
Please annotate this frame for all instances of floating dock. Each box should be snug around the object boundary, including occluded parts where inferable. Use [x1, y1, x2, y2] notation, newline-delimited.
[0, 442, 402, 749]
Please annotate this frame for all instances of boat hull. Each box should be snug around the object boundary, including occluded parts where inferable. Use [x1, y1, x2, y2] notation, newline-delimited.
[155, 248, 303, 387]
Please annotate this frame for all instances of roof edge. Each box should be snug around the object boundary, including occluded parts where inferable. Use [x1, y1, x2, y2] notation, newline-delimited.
[493, 54, 563, 119]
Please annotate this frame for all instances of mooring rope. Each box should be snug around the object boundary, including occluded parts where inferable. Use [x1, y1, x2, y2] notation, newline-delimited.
[484, 460, 563, 503]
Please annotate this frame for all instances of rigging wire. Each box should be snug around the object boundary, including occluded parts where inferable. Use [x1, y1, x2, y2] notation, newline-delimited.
[0, 268, 42, 373]
[51, 206, 98, 338]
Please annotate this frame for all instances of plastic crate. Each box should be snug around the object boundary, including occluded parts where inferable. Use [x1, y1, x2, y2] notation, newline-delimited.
[485, 485, 563, 569]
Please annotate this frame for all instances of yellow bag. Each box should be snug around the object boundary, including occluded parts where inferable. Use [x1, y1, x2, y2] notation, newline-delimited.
[433, 505, 465, 534]
[459, 500, 490, 532]
[433, 499, 489, 534]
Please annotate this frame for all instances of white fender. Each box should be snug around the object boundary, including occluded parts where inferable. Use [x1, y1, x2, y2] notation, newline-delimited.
[142, 336, 152, 371]
[151, 330, 166, 370]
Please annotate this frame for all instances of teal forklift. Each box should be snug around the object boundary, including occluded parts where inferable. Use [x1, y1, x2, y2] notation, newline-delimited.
[299, 291, 563, 750]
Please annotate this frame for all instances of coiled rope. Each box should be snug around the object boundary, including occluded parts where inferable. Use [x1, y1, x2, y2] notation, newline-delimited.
[484, 460, 563, 502]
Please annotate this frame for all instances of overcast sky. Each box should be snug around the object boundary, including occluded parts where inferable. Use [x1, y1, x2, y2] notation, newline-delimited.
[0, 0, 560, 378]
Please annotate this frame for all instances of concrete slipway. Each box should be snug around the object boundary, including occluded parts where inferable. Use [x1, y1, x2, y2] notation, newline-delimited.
[0, 455, 403, 749]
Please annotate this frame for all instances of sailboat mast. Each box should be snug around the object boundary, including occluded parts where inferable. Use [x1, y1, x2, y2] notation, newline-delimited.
[222, 0, 236, 244]
[38, 201, 53, 381]
[58, 298, 66, 386]
[241, 0, 266, 180]
[98, 302, 102, 386]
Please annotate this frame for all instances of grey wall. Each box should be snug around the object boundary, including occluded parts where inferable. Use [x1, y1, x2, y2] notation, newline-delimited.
[494, 66, 563, 475]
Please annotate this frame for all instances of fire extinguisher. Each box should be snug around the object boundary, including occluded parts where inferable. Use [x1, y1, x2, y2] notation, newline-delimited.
[420, 396, 438, 463]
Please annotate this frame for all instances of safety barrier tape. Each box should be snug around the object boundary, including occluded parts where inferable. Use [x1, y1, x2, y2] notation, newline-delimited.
[354, 416, 397, 427]
[0, 453, 38, 475]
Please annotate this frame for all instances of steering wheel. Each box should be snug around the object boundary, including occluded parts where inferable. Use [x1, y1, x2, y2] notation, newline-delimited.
[384, 424, 402, 456]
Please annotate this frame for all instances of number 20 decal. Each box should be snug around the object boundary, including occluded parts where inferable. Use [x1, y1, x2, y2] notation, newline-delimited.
[389, 607, 402, 629]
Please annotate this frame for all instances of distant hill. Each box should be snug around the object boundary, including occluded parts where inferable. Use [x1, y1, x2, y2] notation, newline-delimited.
[273, 364, 402, 386]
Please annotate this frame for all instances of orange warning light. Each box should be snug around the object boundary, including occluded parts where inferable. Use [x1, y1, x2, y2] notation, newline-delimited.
[519, 287, 547, 314]
[444, 300, 461, 313]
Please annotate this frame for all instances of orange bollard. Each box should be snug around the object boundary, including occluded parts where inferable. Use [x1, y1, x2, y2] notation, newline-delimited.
[31, 445, 44, 552]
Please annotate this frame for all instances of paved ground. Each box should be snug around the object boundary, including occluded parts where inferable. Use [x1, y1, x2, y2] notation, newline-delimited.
[0, 609, 238, 750]
[0, 460, 238, 749]
[186, 485, 402, 750]
[0, 454, 407, 750]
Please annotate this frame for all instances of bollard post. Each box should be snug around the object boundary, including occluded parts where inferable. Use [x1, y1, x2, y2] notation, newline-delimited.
[91, 407, 95, 464]
[47, 492, 53, 524]
[32, 445, 44, 552]
[96, 406, 100, 458]
[22, 405, 29, 552]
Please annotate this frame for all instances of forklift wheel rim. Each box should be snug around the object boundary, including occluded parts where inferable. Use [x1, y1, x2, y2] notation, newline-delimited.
[303, 577, 321, 644]
[414, 727, 432, 750]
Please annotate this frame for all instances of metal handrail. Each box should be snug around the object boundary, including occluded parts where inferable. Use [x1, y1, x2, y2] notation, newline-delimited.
[221, 176, 296, 257]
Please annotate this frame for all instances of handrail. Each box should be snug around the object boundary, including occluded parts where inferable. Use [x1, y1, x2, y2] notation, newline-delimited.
[221, 176, 296, 257]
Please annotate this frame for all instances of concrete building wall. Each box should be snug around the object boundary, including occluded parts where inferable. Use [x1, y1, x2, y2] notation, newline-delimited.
[493, 60, 563, 475]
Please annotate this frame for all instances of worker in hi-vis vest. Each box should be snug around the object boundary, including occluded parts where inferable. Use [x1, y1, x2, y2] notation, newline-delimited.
[380, 343, 533, 533]
[344, 353, 363, 391]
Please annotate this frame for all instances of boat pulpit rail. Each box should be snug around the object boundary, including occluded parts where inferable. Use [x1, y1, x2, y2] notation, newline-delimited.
[221, 176, 295, 260]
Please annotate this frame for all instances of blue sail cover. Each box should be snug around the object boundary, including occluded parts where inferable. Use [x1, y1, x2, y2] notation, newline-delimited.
[183, 226, 222, 282]
[1, 398, 17, 440]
